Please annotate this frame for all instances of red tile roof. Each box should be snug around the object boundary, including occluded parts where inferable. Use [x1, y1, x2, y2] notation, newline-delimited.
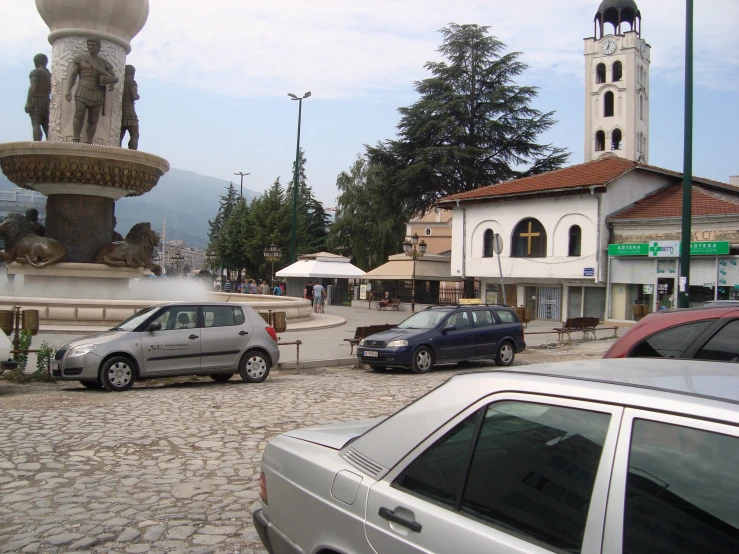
[608, 184, 739, 220]
[436, 157, 738, 205]
[437, 158, 637, 204]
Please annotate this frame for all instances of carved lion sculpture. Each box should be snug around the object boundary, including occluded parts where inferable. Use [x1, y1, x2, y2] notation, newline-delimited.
[0, 213, 66, 268]
[95, 222, 162, 275]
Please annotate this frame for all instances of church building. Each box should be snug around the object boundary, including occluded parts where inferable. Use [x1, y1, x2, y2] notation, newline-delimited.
[437, 0, 739, 321]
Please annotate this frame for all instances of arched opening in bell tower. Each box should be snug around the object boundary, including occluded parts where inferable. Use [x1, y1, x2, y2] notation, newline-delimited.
[594, 0, 641, 39]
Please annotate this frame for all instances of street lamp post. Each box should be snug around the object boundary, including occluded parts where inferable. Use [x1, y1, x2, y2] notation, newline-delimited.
[403, 233, 427, 312]
[263, 244, 282, 290]
[288, 91, 311, 263]
[234, 171, 250, 198]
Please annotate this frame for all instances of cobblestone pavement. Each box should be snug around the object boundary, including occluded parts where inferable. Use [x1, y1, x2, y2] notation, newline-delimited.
[0, 340, 614, 553]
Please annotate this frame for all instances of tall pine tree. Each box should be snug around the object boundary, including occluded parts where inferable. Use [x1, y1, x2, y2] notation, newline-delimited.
[367, 23, 569, 216]
[285, 148, 329, 255]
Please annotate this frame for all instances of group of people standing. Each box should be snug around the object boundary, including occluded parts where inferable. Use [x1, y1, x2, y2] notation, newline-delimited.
[222, 279, 285, 295]
[304, 281, 326, 313]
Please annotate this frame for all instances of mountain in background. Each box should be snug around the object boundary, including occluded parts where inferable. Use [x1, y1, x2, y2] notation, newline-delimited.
[0, 168, 259, 249]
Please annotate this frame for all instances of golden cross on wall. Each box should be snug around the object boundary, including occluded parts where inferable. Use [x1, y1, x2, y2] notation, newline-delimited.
[519, 221, 540, 255]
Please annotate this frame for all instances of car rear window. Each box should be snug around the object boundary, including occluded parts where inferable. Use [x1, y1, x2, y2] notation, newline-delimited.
[629, 320, 713, 358]
[203, 305, 245, 327]
[495, 310, 518, 324]
[624, 419, 739, 553]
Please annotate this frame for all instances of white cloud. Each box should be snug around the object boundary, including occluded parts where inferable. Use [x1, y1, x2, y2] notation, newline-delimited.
[1, 0, 737, 97]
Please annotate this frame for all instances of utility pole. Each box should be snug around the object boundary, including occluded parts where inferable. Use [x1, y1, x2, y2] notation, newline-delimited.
[288, 91, 311, 263]
[234, 171, 249, 198]
[679, 0, 693, 308]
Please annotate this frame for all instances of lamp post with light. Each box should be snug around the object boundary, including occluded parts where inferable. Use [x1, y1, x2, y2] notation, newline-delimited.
[403, 233, 427, 312]
[288, 91, 311, 263]
[234, 171, 250, 198]
[263, 244, 282, 290]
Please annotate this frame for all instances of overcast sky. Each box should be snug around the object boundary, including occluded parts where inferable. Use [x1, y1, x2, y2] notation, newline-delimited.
[1, 0, 737, 206]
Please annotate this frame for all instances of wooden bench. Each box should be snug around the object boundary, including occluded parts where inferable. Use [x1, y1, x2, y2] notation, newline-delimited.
[553, 317, 618, 343]
[379, 298, 401, 311]
[344, 324, 396, 354]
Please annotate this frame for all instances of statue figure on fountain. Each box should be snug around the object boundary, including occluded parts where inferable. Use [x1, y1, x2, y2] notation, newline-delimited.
[25, 208, 46, 237]
[25, 53, 51, 142]
[0, 213, 66, 268]
[64, 37, 118, 144]
[95, 222, 162, 276]
[120, 65, 140, 150]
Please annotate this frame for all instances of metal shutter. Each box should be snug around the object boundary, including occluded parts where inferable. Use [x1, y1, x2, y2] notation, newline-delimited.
[537, 287, 561, 320]
[610, 258, 655, 284]
[584, 287, 606, 320]
[688, 259, 717, 286]
[568, 287, 583, 319]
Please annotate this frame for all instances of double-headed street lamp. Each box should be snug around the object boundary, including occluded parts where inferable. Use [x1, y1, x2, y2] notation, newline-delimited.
[288, 91, 311, 263]
[263, 243, 282, 289]
[234, 171, 250, 198]
[403, 233, 427, 312]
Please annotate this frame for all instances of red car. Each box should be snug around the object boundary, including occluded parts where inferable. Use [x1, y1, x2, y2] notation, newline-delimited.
[604, 306, 739, 361]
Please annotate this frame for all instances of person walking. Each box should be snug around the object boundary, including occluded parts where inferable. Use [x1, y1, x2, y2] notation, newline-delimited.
[273, 283, 282, 296]
[313, 281, 325, 313]
[250, 280, 258, 294]
[260, 281, 270, 295]
[304, 281, 314, 306]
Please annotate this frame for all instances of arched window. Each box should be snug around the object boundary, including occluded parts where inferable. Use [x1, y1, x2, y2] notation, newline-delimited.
[512, 218, 547, 258]
[483, 229, 494, 258]
[568, 225, 582, 257]
[595, 130, 605, 151]
[612, 61, 622, 82]
[604, 91, 614, 117]
[596, 63, 606, 84]
[639, 95, 643, 120]
[611, 128, 622, 150]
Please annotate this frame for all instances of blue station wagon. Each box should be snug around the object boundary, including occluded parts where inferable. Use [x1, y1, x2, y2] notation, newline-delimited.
[356, 305, 526, 373]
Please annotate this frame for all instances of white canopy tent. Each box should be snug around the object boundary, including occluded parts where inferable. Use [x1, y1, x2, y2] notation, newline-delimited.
[276, 252, 364, 299]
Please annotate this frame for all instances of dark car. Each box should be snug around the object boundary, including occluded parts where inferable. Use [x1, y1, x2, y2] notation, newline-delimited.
[604, 305, 739, 361]
[356, 304, 526, 373]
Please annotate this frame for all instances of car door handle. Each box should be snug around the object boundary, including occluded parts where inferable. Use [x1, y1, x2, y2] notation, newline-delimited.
[239, 330, 248, 336]
[378, 507, 422, 532]
[188, 334, 198, 340]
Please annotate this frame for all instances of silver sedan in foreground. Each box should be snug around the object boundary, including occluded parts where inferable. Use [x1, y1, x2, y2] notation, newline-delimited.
[254, 359, 739, 554]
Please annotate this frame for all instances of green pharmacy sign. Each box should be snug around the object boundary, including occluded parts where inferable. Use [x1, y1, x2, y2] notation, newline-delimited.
[690, 241, 729, 255]
[608, 243, 649, 256]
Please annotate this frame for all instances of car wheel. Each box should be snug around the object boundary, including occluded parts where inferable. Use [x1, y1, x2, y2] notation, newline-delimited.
[239, 351, 271, 383]
[210, 373, 234, 382]
[495, 341, 515, 366]
[369, 365, 387, 371]
[99, 356, 136, 392]
[410, 346, 434, 374]
[79, 380, 102, 390]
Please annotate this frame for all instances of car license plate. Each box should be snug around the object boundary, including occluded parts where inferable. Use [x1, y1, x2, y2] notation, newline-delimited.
[50, 361, 59, 371]
[364, 351, 378, 358]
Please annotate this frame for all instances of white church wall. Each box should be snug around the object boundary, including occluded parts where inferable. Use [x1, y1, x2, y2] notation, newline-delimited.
[452, 194, 599, 281]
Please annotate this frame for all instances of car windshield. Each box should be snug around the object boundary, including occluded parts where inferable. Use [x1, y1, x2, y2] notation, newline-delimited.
[396, 310, 449, 329]
[112, 306, 159, 331]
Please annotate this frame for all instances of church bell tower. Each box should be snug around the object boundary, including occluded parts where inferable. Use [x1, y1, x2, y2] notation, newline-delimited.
[584, 0, 650, 163]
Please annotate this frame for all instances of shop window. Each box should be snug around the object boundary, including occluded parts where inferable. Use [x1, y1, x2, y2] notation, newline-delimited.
[512, 218, 547, 258]
[604, 91, 614, 117]
[611, 128, 622, 150]
[595, 130, 605, 151]
[483, 229, 494, 258]
[568, 225, 582, 257]
[596, 63, 606, 84]
[612, 61, 622, 82]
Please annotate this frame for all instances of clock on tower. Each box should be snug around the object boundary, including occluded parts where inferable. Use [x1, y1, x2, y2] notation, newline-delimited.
[584, 0, 650, 163]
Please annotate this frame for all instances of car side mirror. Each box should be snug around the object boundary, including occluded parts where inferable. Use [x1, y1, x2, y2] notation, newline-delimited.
[442, 325, 456, 334]
[148, 321, 162, 332]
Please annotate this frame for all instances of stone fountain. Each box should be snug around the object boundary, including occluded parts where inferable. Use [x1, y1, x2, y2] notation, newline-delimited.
[0, 0, 313, 328]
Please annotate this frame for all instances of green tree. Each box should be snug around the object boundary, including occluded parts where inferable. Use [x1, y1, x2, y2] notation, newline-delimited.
[244, 178, 291, 277]
[286, 148, 329, 256]
[329, 156, 406, 270]
[367, 23, 569, 216]
[220, 197, 251, 280]
[207, 182, 239, 273]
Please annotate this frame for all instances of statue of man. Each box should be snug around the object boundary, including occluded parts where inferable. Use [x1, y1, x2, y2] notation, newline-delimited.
[25, 54, 51, 141]
[25, 208, 46, 237]
[112, 216, 124, 242]
[64, 37, 118, 144]
[120, 65, 140, 150]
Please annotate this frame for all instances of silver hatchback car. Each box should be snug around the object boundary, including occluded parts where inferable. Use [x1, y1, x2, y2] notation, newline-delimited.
[52, 302, 280, 391]
[254, 359, 739, 554]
